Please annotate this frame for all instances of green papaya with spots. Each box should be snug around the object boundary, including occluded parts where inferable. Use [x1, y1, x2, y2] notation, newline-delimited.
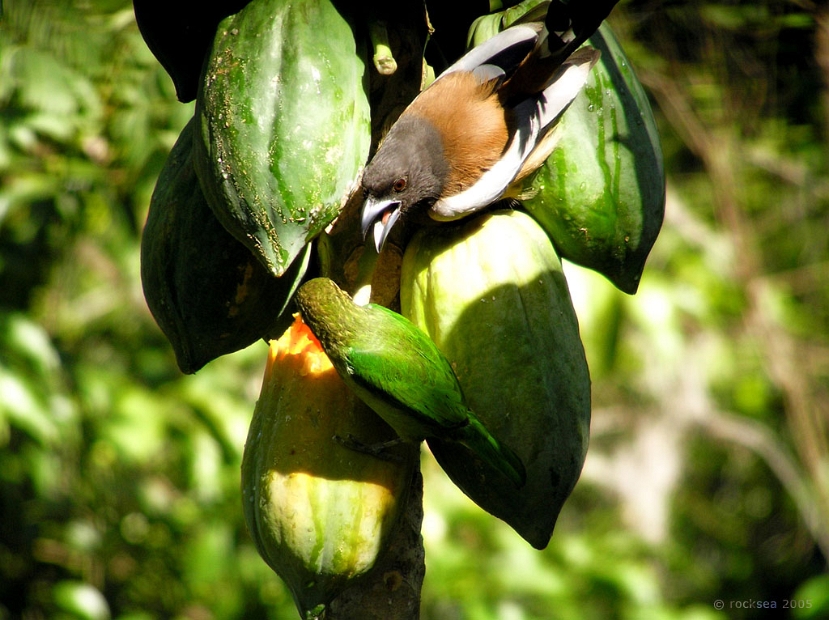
[140, 118, 309, 374]
[522, 23, 665, 294]
[194, 0, 371, 277]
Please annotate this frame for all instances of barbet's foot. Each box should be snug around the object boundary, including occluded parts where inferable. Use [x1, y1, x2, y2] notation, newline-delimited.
[333, 433, 407, 462]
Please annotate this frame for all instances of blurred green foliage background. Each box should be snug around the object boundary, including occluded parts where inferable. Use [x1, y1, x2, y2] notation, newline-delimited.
[1, 0, 828, 618]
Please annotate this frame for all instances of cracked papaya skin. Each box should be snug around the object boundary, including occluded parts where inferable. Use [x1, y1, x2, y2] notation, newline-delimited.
[241, 316, 417, 618]
[194, 0, 371, 278]
[140, 118, 308, 374]
[401, 209, 591, 549]
[522, 24, 665, 294]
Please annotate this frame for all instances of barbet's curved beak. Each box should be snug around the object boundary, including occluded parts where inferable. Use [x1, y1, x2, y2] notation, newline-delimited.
[361, 197, 402, 253]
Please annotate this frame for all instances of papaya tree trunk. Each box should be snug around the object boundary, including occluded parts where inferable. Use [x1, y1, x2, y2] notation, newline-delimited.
[321, 10, 430, 617]
[328, 471, 424, 619]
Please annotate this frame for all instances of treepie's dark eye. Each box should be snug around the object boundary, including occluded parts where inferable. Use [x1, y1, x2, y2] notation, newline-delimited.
[392, 178, 407, 192]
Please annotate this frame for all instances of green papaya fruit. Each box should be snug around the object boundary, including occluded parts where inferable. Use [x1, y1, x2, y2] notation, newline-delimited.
[133, 0, 252, 102]
[522, 23, 665, 294]
[140, 118, 309, 374]
[194, 0, 371, 277]
[401, 209, 591, 549]
[242, 316, 416, 619]
[466, 0, 549, 48]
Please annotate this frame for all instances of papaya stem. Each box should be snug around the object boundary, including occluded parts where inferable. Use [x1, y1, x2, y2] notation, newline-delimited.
[369, 20, 398, 76]
[351, 239, 379, 306]
[334, 433, 406, 462]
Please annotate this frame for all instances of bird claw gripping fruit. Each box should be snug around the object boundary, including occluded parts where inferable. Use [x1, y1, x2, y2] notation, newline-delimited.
[193, 0, 371, 277]
[242, 316, 417, 619]
[401, 209, 591, 549]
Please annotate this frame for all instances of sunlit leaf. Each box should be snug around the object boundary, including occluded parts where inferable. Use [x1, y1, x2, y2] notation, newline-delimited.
[53, 581, 111, 620]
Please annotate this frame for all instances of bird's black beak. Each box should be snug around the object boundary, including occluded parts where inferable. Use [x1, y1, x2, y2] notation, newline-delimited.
[361, 197, 402, 253]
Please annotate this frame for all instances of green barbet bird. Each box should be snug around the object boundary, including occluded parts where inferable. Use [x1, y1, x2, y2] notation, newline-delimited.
[294, 277, 526, 488]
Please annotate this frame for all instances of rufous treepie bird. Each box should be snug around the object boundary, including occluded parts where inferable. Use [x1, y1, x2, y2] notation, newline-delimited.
[361, 22, 600, 251]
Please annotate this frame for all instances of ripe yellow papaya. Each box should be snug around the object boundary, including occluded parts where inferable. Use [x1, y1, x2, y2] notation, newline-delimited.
[241, 316, 416, 618]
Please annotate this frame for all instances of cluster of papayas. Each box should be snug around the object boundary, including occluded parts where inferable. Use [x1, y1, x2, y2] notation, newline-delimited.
[140, 0, 372, 375]
[137, 1, 413, 616]
[137, 0, 664, 616]
[140, 119, 309, 374]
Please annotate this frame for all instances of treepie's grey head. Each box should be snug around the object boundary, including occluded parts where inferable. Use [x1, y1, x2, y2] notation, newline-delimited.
[361, 115, 449, 251]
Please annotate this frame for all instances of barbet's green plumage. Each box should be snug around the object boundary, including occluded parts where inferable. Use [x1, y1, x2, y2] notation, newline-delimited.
[294, 277, 526, 488]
